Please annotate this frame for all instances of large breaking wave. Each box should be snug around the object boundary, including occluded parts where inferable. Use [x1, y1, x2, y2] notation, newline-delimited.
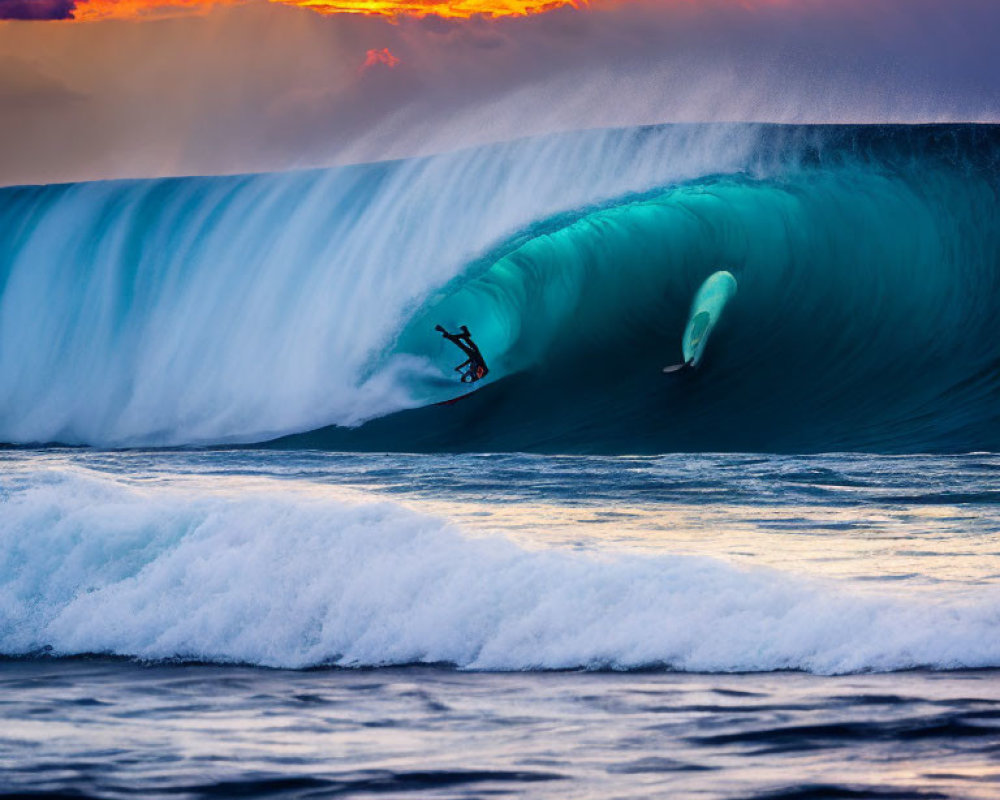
[3, 466, 1000, 673]
[2, 124, 999, 453]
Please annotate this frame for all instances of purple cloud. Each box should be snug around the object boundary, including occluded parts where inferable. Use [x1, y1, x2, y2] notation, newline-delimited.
[0, 0, 75, 20]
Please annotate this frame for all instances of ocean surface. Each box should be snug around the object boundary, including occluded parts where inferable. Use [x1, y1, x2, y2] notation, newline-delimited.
[2, 449, 1000, 798]
[3, 122, 1000, 797]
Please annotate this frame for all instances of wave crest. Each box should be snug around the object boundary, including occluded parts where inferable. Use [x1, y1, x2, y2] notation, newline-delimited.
[2, 124, 999, 451]
[3, 468, 999, 673]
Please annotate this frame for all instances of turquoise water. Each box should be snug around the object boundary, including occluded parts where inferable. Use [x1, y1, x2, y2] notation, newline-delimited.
[2, 124, 999, 451]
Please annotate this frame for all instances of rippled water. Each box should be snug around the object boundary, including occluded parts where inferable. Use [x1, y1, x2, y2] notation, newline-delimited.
[2, 449, 1000, 797]
[3, 661, 1000, 799]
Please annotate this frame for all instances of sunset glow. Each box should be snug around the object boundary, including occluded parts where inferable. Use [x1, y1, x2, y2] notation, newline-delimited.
[69, 0, 240, 21]
[9, 0, 585, 21]
[283, 0, 582, 18]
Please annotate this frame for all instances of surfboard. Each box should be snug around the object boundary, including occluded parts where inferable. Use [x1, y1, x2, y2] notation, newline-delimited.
[435, 389, 478, 407]
[664, 270, 737, 373]
[662, 360, 694, 374]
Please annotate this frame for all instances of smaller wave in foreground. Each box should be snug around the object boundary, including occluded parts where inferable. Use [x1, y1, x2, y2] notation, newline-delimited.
[2, 468, 998, 673]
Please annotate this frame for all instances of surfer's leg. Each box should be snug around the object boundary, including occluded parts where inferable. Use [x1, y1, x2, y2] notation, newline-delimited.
[439, 329, 474, 355]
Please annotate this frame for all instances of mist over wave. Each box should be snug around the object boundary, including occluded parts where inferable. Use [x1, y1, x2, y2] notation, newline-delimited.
[3, 466, 1000, 673]
[1, 123, 999, 452]
[3, 0, 999, 185]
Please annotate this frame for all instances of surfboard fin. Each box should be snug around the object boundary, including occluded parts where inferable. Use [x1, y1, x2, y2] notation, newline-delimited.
[662, 359, 695, 374]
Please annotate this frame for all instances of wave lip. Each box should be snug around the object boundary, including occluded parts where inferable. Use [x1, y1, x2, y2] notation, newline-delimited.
[3, 468, 1000, 673]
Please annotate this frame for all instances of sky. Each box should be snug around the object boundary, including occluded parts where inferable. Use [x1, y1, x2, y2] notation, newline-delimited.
[1, 0, 999, 185]
[0, 0, 586, 19]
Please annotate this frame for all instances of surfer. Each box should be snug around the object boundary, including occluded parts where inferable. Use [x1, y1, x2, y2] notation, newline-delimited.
[436, 325, 489, 383]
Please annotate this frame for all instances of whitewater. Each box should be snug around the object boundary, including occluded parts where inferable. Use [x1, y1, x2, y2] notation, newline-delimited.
[4, 123, 1000, 800]
[2, 123, 998, 451]
[3, 449, 1000, 673]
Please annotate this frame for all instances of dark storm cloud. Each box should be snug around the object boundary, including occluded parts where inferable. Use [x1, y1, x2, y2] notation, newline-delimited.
[0, 0, 75, 19]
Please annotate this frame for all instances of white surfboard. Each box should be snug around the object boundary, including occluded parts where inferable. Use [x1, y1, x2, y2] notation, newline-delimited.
[663, 270, 737, 373]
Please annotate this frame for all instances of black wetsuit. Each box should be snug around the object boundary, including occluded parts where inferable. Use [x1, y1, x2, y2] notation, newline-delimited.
[438, 326, 489, 383]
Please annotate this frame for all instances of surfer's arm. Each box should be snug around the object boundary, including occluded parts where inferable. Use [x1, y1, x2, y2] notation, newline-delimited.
[454, 358, 472, 372]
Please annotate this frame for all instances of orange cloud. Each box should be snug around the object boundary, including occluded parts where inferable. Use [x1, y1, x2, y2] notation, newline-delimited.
[70, 0, 243, 21]
[50, 0, 584, 21]
[282, 0, 584, 18]
[362, 47, 401, 70]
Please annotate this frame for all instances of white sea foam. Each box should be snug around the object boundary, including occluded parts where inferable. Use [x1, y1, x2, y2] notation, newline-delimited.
[1, 467, 998, 673]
